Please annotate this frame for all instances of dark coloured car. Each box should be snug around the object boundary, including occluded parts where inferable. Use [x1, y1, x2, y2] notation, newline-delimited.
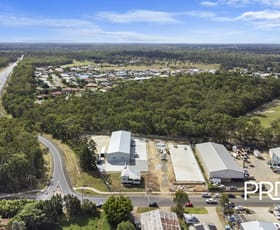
[228, 193, 236, 198]
[149, 202, 159, 207]
[96, 202, 104, 208]
[241, 193, 250, 198]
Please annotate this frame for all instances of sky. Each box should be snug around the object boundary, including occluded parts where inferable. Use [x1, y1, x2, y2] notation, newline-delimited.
[0, 0, 280, 43]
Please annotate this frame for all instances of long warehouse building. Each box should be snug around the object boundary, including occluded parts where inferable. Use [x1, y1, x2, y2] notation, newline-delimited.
[195, 142, 245, 182]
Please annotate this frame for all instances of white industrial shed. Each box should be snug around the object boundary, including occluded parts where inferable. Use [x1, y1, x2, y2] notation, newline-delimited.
[195, 142, 245, 182]
[106, 130, 131, 163]
[269, 147, 280, 164]
[241, 221, 280, 230]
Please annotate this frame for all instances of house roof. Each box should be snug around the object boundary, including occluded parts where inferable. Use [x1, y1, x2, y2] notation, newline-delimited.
[141, 209, 180, 230]
[121, 166, 141, 180]
[107, 130, 131, 154]
[241, 220, 279, 230]
[195, 142, 244, 174]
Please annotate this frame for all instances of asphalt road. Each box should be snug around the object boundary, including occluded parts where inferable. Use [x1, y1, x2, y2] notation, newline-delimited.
[0, 55, 23, 94]
[37, 135, 278, 208]
[37, 136, 73, 199]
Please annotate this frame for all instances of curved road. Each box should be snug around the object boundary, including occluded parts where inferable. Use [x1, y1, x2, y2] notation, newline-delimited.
[38, 135, 277, 208]
[37, 136, 73, 198]
[37, 135, 106, 204]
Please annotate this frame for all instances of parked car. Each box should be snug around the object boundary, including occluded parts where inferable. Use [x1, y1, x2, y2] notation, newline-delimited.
[234, 205, 246, 211]
[214, 193, 221, 198]
[274, 210, 280, 220]
[149, 202, 159, 208]
[227, 201, 235, 208]
[206, 198, 218, 204]
[218, 184, 226, 190]
[228, 193, 236, 198]
[241, 193, 250, 198]
[230, 185, 238, 190]
[201, 193, 211, 198]
[184, 214, 199, 224]
[96, 202, 104, 208]
[228, 215, 236, 222]
[185, 201, 194, 207]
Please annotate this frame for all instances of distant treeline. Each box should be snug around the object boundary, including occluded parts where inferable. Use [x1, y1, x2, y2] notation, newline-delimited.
[0, 52, 19, 67]
[1, 43, 280, 71]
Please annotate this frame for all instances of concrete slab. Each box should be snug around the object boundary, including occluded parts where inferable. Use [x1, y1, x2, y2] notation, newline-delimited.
[245, 207, 279, 222]
[195, 207, 224, 230]
[169, 144, 205, 184]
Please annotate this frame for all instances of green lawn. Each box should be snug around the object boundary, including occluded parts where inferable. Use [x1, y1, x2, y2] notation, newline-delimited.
[184, 207, 208, 214]
[59, 213, 111, 230]
[136, 207, 159, 213]
[251, 99, 280, 127]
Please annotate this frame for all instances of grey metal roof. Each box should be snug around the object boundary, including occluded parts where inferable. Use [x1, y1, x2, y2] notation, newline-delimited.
[241, 220, 277, 230]
[196, 142, 244, 174]
[270, 147, 280, 157]
[107, 130, 131, 154]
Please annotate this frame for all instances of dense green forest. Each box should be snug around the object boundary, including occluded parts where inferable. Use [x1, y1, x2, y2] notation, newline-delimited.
[0, 117, 44, 192]
[21, 73, 280, 146]
[0, 52, 19, 67]
[4, 56, 280, 148]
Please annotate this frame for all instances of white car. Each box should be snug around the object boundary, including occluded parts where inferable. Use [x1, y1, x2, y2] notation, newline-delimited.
[184, 214, 199, 224]
[201, 193, 211, 198]
[274, 211, 280, 220]
[214, 193, 221, 198]
[206, 198, 218, 204]
[234, 205, 246, 211]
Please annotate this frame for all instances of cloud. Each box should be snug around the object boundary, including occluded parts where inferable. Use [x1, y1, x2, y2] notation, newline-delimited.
[237, 10, 280, 28]
[96, 10, 179, 23]
[200, 1, 218, 7]
[0, 13, 97, 28]
[218, 0, 280, 7]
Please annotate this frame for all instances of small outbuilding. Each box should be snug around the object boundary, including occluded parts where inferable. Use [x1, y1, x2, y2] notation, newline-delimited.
[269, 147, 280, 164]
[121, 165, 141, 185]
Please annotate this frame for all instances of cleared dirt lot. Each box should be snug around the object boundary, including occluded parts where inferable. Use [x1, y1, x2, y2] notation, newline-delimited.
[234, 151, 280, 193]
[144, 140, 175, 192]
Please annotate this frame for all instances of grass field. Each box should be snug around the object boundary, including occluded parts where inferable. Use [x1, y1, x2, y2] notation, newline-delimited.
[136, 207, 158, 213]
[184, 207, 208, 214]
[61, 59, 220, 71]
[59, 212, 111, 230]
[38, 144, 53, 189]
[251, 99, 280, 127]
[44, 135, 108, 192]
